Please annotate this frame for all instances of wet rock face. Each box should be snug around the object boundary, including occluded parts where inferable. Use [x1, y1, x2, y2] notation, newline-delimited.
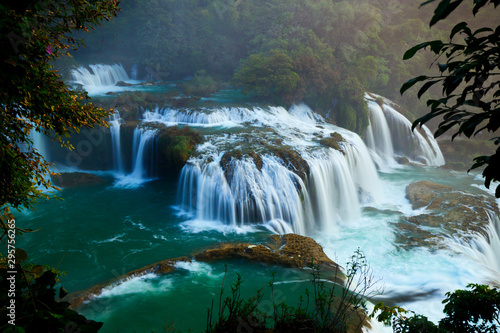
[194, 234, 338, 270]
[51, 172, 106, 188]
[156, 126, 204, 173]
[395, 180, 499, 248]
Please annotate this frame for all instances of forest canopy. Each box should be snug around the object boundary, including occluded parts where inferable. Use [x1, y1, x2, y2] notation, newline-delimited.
[74, 0, 498, 132]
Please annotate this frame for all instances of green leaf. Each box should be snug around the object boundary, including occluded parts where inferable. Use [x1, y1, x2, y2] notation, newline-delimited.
[400, 75, 429, 95]
[472, 0, 489, 15]
[418, 80, 440, 98]
[450, 22, 469, 39]
[430, 0, 463, 26]
[404, 42, 436, 60]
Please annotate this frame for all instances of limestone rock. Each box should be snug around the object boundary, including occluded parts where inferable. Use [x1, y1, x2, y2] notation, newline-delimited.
[194, 234, 338, 270]
[396, 180, 498, 248]
[405, 180, 453, 210]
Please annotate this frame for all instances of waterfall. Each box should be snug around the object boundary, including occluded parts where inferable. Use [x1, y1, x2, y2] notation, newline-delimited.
[306, 150, 361, 233]
[71, 64, 130, 87]
[70, 64, 130, 96]
[31, 130, 50, 162]
[173, 104, 383, 234]
[178, 154, 309, 235]
[115, 128, 157, 188]
[366, 100, 395, 169]
[445, 210, 500, 275]
[131, 64, 138, 80]
[365, 95, 445, 167]
[130, 128, 157, 180]
[143, 106, 249, 127]
[109, 111, 124, 175]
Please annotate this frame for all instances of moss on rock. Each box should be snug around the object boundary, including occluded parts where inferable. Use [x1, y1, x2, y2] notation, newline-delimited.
[319, 132, 345, 152]
[157, 126, 204, 173]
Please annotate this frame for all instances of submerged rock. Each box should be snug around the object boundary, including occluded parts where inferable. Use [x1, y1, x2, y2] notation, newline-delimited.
[115, 80, 133, 87]
[194, 234, 338, 270]
[51, 172, 106, 188]
[395, 180, 498, 248]
[66, 256, 190, 309]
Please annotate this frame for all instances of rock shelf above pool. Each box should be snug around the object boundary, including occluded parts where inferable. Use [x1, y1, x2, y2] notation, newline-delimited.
[66, 234, 339, 309]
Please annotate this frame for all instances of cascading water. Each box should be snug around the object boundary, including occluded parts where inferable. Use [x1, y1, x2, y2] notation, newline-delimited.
[365, 100, 395, 169]
[170, 104, 383, 235]
[70, 64, 131, 96]
[179, 153, 310, 234]
[115, 128, 157, 188]
[445, 210, 500, 276]
[365, 94, 445, 168]
[109, 111, 124, 175]
[131, 64, 138, 80]
[71, 64, 129, 87]
[30, 130, 50, 162]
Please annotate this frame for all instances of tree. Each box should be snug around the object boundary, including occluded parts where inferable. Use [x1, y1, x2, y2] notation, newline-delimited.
[1, 0, 119, 213]
[233, 49, 301, 106]
[1, 1, 120, 331]
[373, 283, 500, 332]
[401, 0, 500, 196]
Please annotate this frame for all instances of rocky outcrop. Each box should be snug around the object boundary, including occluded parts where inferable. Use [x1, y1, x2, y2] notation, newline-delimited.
[395, 180, 498, 248]
[66, 256, 190, 309]
[51, 172, 106, 188]
[194, 234, 338, 270]
[157, 126, 204, 172]
[67, 234, 340, 309]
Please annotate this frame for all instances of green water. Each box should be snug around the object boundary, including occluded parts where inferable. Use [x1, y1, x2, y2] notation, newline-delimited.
[13, 165, 497, 332]
[15, 178, 310, 332]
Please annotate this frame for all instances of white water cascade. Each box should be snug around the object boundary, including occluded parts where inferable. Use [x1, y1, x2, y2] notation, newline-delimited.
[365, 95, 445, 168]
[131, 64, 139, 80]
[71, 64, 131, 96]
[30, 130, 50, 162]
[109, 111, 124, 175]
[115, 128, 157, 188]
[171, 104, 383, 234]
[445, 210, 500, 277]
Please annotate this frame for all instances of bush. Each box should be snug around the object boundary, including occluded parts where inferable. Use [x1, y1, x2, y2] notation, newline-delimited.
[207, 249, 380, 333]
[181, 70, 219, 97]
[372, 283, 500, 333]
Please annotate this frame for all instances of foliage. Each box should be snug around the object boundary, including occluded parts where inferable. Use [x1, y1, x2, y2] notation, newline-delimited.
[401, 0, 500, 196]
[181, 70, 219, 97]
[233, 49, 301, 106]
[1, 1, 119, 331]
[74, 0, 500, 133]
[0, 252, 103, 333]
[207, 249, 380, 333]
[372, 283, 500, 333]
[1, 0, 120, 211]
